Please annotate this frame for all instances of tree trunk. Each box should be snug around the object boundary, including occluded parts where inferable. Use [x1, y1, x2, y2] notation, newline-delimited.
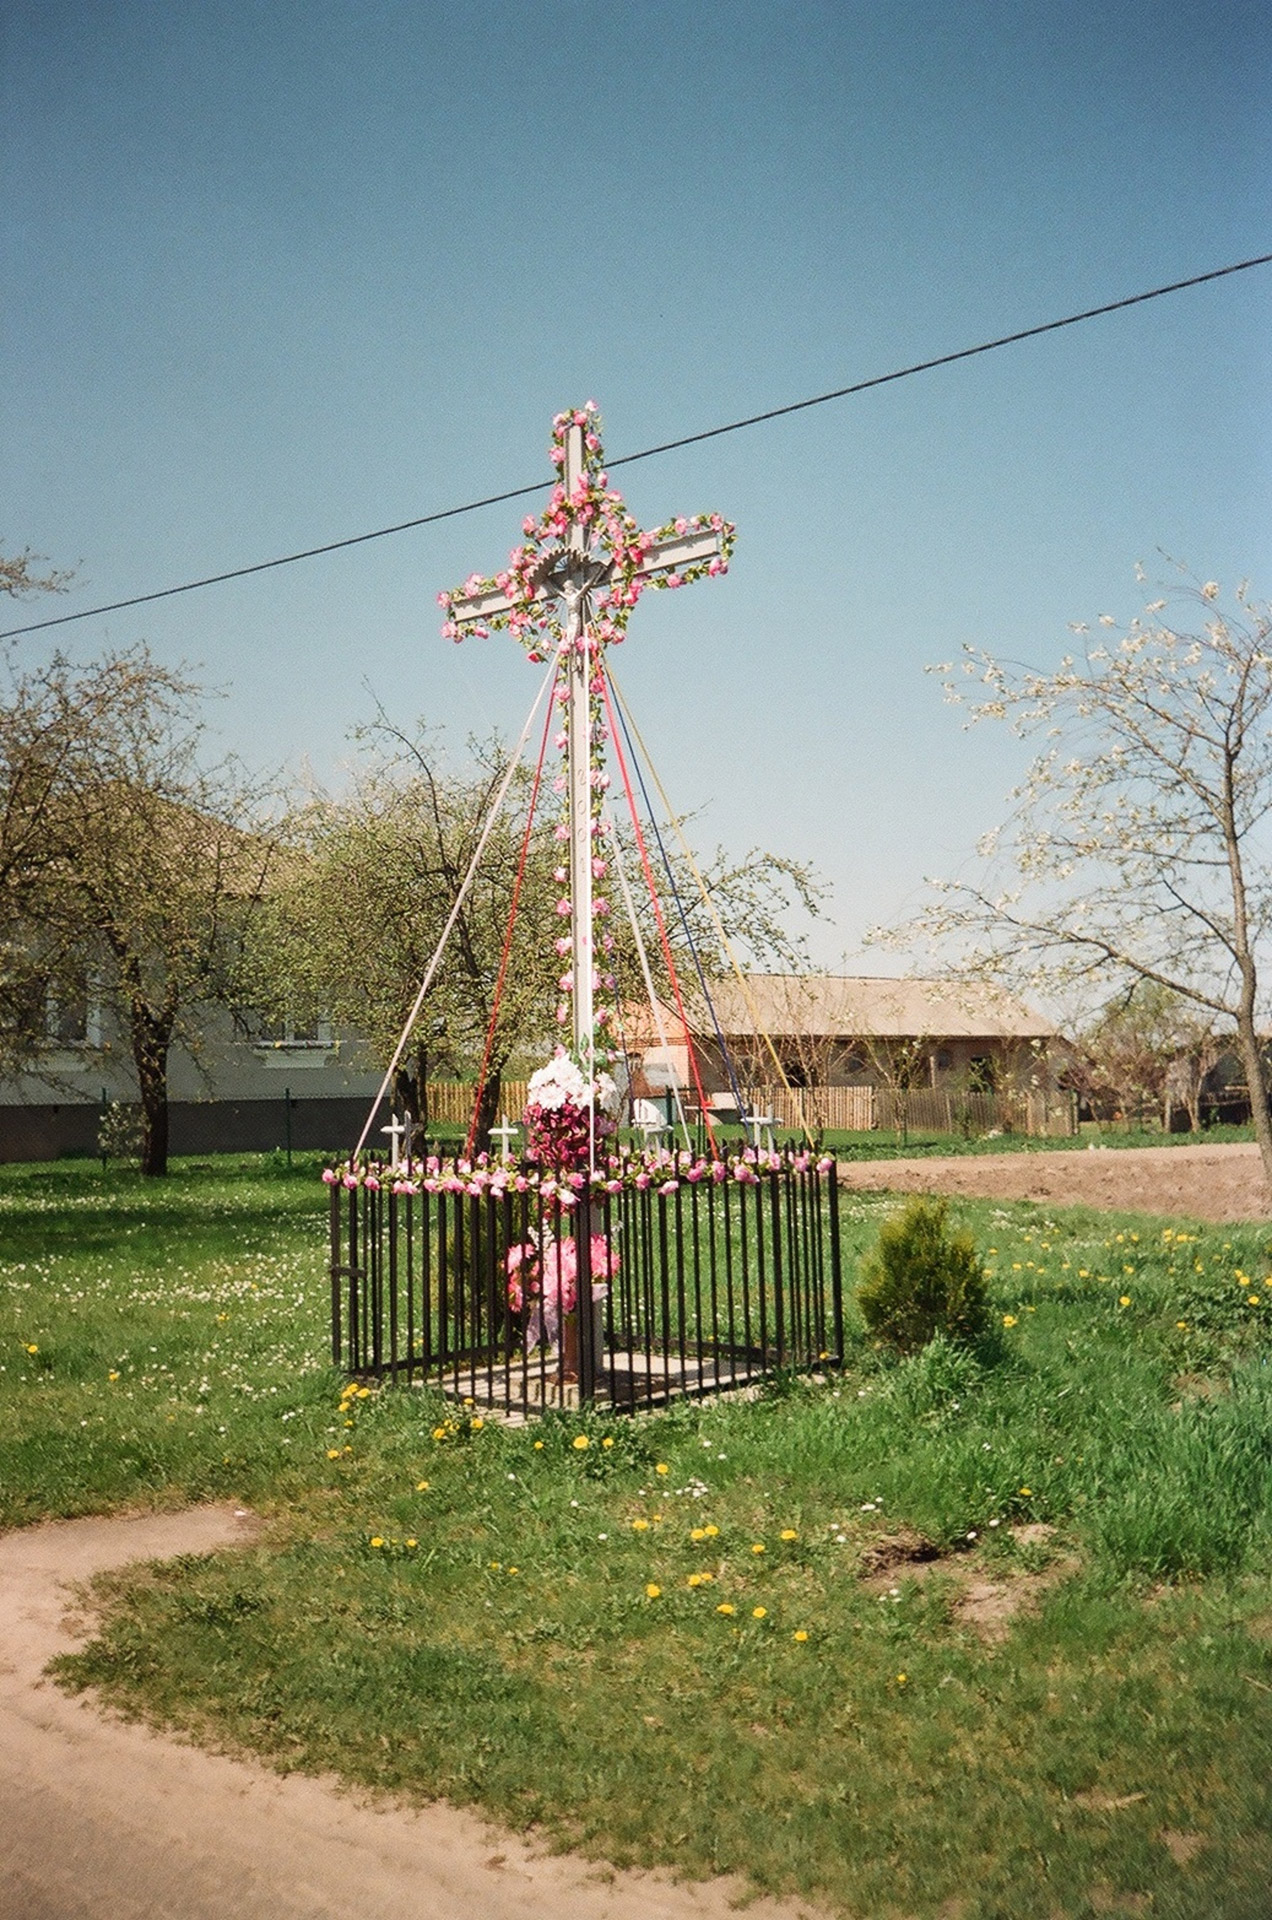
[130, 998, 172, 1178]
[473, 1066, 503, 1158]
[1233, 1007, 1272, 1189]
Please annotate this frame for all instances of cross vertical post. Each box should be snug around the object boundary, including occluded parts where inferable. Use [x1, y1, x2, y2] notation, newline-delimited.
[563, 420, 596, 1087]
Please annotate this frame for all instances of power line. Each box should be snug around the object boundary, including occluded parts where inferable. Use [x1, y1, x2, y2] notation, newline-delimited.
[4, 250, 1269, 643]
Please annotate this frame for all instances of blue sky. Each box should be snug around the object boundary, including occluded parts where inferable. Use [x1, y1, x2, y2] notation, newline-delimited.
[3, 0, 1269, 968]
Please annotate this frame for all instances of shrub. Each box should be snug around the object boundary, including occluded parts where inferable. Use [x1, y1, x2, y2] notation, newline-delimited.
[857, 1197, 990, 1354]
[96, 1101, 144, 1165]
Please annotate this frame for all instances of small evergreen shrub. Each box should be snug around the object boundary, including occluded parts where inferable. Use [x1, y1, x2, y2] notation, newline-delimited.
[857, 1197, 990, 1354]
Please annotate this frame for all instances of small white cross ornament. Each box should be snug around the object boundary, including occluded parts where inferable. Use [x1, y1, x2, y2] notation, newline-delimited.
[490, 1116, 520, 1163]
[380, 1113, 406, 1170]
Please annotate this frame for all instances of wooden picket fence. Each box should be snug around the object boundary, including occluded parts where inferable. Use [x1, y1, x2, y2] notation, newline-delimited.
[421, 1081, 1076, 1139]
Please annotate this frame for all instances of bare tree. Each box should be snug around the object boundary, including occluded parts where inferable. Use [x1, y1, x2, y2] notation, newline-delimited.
[898, 576, 1272, 1187]
[0, 546, 74, 601]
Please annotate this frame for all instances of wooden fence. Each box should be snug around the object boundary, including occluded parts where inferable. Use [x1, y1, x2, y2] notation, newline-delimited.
[419, 1082, 1076, 1139]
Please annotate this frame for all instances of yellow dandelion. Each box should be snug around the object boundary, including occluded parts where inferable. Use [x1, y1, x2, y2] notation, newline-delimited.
[24, 1343, 38, 1355]
[602, 1436, 614, 1448]
[687, 1573, 704, 1588]
[432, 1426, 446, 1440]
[751, 1543, 766, 1555]
[472, 1416, 484, 1430]
[690, 1527, 706, 1542]
[326, 1448, 341, 1460]
[1002, 1314, 1018, 1327]
[716, 1602, 736, 1615]
[793, 1630, 809, 1643]
[369, 1536, 385, 1548]
[405, 1538, 418, 1549]
[489, 1560, 502, 1570]
[752, 1605, 767, 1619]
[655, 1462, 669, 1475]
[896, 1672, 907, 1685]
[780, 1529, 798, 1541]
[573, 1434, 590, 1450]
[1176, 1321, 1188, 1330]
[646, 1583, 662, 1599]
[108, 1370, 120, 1381]
[1019, 1486, 1033, 1497]
[534, 1439, 545, 1450]
[1249, 1295, 1261, 1306]
[632, 1517, 650, 1531]
[416, 1479, 430, 1491]
[357, 1386, 371, 1398]
[1119, 1295, 1131, 1307]
[508, 1566, 519, 1575]
[703, 1523, 719, 1538]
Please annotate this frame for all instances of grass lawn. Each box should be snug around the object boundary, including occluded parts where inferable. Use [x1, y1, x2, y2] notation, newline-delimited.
[4, 1154, 1272, 1918]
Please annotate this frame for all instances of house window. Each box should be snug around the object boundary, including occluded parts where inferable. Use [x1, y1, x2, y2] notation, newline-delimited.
[236, 1007, 334, 1051]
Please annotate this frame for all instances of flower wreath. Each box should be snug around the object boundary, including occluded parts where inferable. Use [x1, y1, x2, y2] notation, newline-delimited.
[438, 404, 736, 660]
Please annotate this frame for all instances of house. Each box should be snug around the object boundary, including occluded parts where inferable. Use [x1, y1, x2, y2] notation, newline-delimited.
[621, 973, 1070, 1135]
[0, 989, 383, 1162]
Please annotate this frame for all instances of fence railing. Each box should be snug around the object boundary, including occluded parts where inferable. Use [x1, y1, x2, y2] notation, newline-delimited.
[330, 1149, 843, 1416]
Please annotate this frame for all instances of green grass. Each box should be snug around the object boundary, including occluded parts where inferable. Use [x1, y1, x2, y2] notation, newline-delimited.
[4, 1156, 1272, 1917]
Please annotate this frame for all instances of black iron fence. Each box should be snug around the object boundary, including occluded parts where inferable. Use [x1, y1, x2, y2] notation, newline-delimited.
[329, 1149, 843, 1416]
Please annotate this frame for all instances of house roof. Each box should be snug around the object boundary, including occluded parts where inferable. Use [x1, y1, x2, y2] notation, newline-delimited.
[625, 974, 1055, 1045]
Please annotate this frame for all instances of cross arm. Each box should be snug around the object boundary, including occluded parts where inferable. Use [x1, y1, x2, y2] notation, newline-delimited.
[446, 579, 550, 627]
[632, 526, 727, 581]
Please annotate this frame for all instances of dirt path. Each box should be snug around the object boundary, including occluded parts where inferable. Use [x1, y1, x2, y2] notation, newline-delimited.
[0, 1506, 821, 1920]
[834, 1139, 1270, 1222]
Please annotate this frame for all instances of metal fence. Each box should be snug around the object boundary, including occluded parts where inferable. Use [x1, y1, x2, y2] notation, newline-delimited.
[330, 1150, 843, 1417]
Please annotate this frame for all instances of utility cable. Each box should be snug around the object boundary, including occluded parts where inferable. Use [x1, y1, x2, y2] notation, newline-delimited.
[462, 658, 559, 1162]
[4, 251, 1267, 642]
[351, 655, 558, 1162]
[608, 668, 809, 1135]
[606, 676, 750, 1126]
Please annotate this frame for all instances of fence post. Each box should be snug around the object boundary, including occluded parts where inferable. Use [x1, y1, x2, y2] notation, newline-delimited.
[329, 1180, 342, 1368]
[577, 1192, 597, 1404]
[827, 1159, 844, 1366]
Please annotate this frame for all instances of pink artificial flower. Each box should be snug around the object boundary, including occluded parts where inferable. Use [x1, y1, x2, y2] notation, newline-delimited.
[556, 897, 572, 917]
[321, 1168, 338, 1185]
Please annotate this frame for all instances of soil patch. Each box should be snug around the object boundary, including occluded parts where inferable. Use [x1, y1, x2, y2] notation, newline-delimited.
[858, 1522, 1080, 1642]
[835, 1141, 1268, 1222]
[0, 1506, 825, 1920]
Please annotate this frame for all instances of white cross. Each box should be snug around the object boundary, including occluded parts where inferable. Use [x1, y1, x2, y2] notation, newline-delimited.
[446, 415, 729, 1087]
[490, 1116, 520, 1163]
[380, 1113, 406, 1170]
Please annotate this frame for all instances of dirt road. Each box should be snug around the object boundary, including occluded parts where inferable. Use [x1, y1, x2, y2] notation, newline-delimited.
[0, 1506, 820, 1920]
[834, 1140, 1269, 1222]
